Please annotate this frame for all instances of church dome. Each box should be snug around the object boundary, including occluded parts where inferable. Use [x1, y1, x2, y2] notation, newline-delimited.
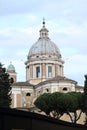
[28, 20, 61, 59]
[7, 63, 15, 72]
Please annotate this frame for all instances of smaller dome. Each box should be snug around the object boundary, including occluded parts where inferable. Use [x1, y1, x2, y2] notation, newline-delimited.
[7, 63, 15, 72]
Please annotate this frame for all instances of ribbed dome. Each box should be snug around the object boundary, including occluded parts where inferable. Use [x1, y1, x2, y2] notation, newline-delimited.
[7, 63, 15, 72]
[28, 20, 61, 59]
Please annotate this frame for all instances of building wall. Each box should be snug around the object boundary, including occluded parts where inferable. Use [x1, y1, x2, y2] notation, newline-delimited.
[11, 87, 34, 108]
[0, 108, 86, 130]
[35, 81, 76, 97]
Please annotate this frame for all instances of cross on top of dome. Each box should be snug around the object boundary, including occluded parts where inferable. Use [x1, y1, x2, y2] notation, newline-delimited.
[39, 19, 49, 38]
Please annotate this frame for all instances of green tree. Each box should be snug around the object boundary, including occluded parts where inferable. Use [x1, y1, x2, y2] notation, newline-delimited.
[84, 75, 87, 95]
[0, 63, 13, 107]
[34, 93, 52, 115]
[50, 92, 83, 123]
[34, 92, 64, 118]
[83, 75, 87, 124]
[34, 92, 83, 124]
[64, 92, 83, 123]
[48, 92, 65, 118]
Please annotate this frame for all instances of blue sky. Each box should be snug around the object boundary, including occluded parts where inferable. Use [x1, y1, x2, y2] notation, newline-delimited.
[0, 0, 87, 85]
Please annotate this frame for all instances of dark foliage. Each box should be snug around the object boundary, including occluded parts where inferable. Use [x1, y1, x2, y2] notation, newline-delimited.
[84, 75, 87, 95]
[83, 75, 87, 125]
[34, 91, 83, 124]
[0, 63, 13, 107]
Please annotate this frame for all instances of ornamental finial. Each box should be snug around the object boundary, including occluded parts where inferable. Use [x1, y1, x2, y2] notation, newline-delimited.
[43, 18, 45, 27]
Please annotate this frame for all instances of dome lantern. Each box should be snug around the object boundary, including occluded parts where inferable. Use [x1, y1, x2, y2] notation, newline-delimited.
[39, 19, 49, 38]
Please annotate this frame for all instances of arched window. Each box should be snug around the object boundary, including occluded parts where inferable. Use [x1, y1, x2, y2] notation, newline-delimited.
[62, 87, 67, 91]
[26, 92, 31, 96]
[36, 55, 39, 58]
[10, 77, 14, 83]
[46, 88, 49, 92]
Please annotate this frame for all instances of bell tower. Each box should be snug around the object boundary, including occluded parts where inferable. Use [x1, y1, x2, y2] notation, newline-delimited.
[7, 62, 17, 83]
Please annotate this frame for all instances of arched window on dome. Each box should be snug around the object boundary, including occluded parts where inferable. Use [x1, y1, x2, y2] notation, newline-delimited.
[36, 55, 39, 58]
